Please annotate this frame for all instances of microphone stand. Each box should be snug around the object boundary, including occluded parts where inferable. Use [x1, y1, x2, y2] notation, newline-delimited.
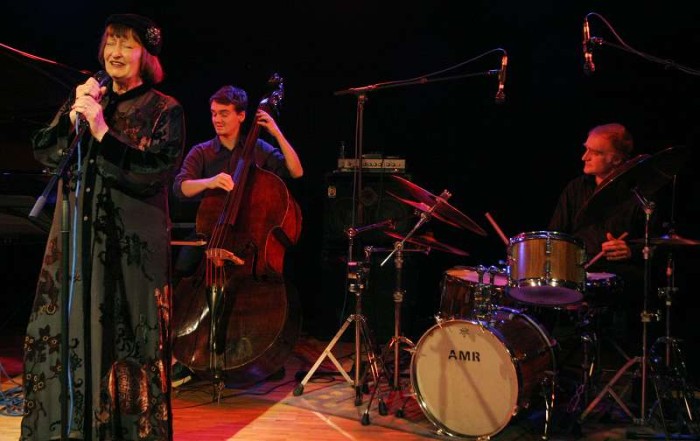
[29, 123, 89, 441]
[327, 56, 502, 409]
[333, 69, 498, 239]
[293, 218, 393, 406]
[583, 12, 700, 76]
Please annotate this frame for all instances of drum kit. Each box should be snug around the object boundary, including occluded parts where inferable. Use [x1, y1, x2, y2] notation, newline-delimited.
[364, 175, 561, 438]
[299, 145, 698, 439]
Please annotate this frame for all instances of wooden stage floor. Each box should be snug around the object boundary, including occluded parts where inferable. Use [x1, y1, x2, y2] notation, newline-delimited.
[1, 333, 697, 440]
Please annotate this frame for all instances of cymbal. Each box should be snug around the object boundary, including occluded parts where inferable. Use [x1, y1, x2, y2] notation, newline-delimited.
[630, 233, 700, 247]
[576, 145, 689, 226]
[388, 174, 439, 205]
[386, 193, 463, 229]
[388, 175, 487, 236]
[384, 230, 469, 256]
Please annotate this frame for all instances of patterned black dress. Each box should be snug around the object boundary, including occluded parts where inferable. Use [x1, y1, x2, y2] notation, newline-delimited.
[20, 84, 185, 440]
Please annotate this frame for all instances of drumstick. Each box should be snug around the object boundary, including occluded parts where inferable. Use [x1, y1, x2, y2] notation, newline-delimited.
[583, 231, 629, 269]
[484, 212, 510, 246]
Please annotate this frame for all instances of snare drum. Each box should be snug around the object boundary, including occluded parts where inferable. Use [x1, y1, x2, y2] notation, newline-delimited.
[439, 266, 508, 319]
[411, 307, 555, 438]
[507, 231, 587, 306]
[585, 272, 622, 306]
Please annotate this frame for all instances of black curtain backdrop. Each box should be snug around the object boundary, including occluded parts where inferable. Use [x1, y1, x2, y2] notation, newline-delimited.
[2, 1, 699, 371]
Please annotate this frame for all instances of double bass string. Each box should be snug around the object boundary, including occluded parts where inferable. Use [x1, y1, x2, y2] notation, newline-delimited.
[202, 77, 283, 284]
[204, 103, 265, 285]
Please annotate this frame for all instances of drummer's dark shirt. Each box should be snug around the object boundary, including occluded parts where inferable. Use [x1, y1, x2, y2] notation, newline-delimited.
[548, 174, 653, 307]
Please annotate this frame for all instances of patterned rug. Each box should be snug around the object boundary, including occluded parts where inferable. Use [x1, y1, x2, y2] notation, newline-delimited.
[283, 380, 445, 439]
[0, 334, 23, 378]
[280, 378, 546, 440]
[281, 336, 556, 440]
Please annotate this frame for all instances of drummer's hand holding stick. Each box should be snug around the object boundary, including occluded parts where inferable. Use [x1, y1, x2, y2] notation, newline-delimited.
[584, 231, 630, 269]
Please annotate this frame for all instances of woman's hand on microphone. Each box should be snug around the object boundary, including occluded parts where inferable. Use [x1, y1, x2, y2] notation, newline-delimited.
[70, 78, 109, 140]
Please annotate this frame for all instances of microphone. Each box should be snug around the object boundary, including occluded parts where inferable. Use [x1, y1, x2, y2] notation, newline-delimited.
[495, 52, 507, 104]
[77, 70, 112, 126]
[93, 69, 112, 88]
[345, 218, 395, 238]
[583, 17, 595, 75]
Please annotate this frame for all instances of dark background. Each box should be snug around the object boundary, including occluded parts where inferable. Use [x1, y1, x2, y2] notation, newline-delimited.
[2, 1, 699, 372]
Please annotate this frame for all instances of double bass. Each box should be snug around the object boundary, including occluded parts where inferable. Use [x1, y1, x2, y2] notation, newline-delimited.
[172, 74, 302, 391]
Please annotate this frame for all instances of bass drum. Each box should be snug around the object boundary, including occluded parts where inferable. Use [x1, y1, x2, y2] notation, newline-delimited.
[410, 307, 556, 439]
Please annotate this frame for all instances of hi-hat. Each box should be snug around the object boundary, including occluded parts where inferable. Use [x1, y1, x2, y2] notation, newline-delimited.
[384, 230, 469, 256]
[630, 233, 700, 247]
[576, 145, 689, 227]
[387, 175, 487, 236]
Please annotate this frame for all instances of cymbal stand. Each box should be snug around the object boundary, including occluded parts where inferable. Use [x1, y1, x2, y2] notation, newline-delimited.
[658, 174, 681, 369]
[385, 241, 414, 392]
[293, 220, 393, 404]
[360, 244, 427, 425]
[579, 189, 659, 426]
[658, 252, 679, 368]
[650, 249, 700, 436]
[361, 199, 442, 425]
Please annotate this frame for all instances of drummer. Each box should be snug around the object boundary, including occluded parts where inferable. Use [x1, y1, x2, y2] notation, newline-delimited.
[547, 123, 656, 351]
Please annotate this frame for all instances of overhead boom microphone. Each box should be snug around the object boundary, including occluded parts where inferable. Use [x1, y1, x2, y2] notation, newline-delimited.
[495, 52, 507, 104]
[583, 17, 595, 75]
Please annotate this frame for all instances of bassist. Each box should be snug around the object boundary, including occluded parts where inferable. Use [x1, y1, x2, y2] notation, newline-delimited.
[173, 84, 303, 282]
[171, 84, 303, 387]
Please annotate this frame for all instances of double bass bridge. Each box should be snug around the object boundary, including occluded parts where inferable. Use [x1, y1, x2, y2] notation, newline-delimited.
[206, 248, 245, 267]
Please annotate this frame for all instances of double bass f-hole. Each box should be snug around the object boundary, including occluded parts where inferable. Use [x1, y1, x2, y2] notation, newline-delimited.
[172, 73, 302, 395]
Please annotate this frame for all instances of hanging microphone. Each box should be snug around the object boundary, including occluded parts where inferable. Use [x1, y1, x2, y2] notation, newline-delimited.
[495, 52, 507, 104]
[583, 17, 595, 75]
[77, 70, 112, 126]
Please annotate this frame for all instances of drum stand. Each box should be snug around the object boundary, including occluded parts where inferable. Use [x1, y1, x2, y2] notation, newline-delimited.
[293, 221, 391, 405]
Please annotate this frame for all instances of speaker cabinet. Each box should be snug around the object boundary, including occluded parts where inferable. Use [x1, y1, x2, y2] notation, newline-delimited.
[322, 171, 413, 253]
[319, 172, 443, 342]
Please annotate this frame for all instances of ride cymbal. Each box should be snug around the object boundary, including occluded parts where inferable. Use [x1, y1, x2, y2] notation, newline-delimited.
[576, 145, 689, 227]
[629, 233, 700, 247]
[388, 175, 487, 236]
